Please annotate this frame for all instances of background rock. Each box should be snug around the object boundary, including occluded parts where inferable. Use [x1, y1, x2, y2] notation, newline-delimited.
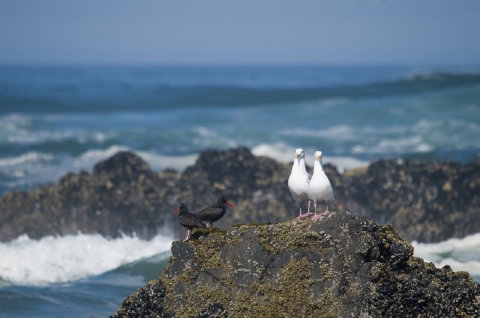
[0, 147, 479, 243]
[111, 212, 480, 317]
[341, 159, 480, 242]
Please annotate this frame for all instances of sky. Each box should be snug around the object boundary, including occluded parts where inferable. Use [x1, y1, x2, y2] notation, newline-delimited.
[1, 0, 480, 66]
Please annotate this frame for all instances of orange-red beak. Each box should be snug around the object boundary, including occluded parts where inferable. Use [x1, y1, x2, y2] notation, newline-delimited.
[227, 201, 235, 209]
[173, 207, 181, 214]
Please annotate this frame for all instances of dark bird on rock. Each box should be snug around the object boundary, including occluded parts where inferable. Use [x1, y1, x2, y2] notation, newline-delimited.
[174, 203, 206, 241]
[197, 196, 235, 228]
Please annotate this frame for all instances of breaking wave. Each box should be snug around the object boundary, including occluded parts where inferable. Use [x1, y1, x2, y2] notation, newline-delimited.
[0, 233, 173, 286]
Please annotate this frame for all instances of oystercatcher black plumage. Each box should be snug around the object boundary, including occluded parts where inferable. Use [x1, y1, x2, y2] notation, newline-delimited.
[174, 203, 206, 241]
[196, 196, 235, 228]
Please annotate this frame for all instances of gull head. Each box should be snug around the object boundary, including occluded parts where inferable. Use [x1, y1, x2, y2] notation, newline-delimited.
[295, 148, 305, 159]
[314, 151, 323, 160]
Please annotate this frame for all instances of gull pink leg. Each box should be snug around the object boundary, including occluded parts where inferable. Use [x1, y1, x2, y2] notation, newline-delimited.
[320, 203, 330, 216]
[297, 201, 310, 218]
[301, 200, 311, 217]
[311, 200, 321, 221]
[296, 202, 303, 218]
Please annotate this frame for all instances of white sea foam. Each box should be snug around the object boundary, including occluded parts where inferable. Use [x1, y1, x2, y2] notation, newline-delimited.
[0, 151, 57, 182]
[0, 152, 54, 168]
[279, 118, 480, 157]
[77, 145, 198, 172]
[279, 124, 437, 156]
[0, 146, 198, 190]
[0, 233, 173, 286]
[0, 113, 114, 145]
[413, 233, 480, 281]
[279, 125, 408, 142]
[72, 145, 132, 170]
[0, 114, 31, 134]
[322, 156, 369, 173]
[368, 136, 434, 154]
[251, 143, 294, 163]
[6, 129, 82, 144]
[279, 125, 356, 141]
[252, 143, 369, 172]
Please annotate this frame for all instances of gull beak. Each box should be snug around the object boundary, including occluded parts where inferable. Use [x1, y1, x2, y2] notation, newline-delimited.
[295, 153, 300, 158]
[317, 155, 322, 160]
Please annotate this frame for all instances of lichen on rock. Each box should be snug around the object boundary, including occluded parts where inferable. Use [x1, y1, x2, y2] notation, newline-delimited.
[111, 211, 480, 317]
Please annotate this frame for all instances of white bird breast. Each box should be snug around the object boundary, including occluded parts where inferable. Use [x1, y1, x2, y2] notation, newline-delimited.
[308, 172, 333, 201]
[288, 174, 309, 200]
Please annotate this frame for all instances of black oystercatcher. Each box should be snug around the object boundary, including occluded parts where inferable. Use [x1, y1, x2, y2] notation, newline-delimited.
[174, 203, 206, 241]
[196, 196, 235, 228]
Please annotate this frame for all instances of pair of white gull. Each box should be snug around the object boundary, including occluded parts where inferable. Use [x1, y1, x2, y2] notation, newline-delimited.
[287, 148, 334, 221]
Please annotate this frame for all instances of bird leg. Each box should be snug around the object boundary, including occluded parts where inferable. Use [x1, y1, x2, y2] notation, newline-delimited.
[320, 203, 330, 216]
[183, 229, 192, 242]
[297, 202, 303, 218]
[206, 222, 212, 228]
[311, 200, 321, 221]
[297, 201, 310, 218]
[313, 203, 330, 220]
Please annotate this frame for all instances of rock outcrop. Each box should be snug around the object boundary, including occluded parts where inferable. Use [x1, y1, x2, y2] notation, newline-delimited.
[0, 151, 179, 241]
[0, 147, 479, 243]
[341, 159, 480, 243]
[111, 211, 480, 317]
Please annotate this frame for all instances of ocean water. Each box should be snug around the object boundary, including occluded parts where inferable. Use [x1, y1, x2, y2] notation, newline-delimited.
[0, 65, 479, 317]
[0, 234, 172, 317]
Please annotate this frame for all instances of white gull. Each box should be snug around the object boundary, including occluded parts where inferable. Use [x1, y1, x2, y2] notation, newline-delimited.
[287, 148, 311, 218]
[308, 151, 334, 221]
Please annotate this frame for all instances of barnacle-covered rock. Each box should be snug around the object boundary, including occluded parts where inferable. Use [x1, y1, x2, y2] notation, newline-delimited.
[111, 212, 480, 318]
[1, 148, 479, 244]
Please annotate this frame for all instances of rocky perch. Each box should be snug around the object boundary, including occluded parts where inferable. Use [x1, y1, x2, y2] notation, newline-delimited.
[1, 147, 479, 243]
[112, 212, 480, 318]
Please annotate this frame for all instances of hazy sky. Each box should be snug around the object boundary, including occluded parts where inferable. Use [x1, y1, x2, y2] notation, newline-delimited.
[1, 0, 480, 65]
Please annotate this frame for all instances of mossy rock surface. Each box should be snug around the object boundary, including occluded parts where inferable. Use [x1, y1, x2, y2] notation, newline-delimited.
[112, 211, 480, 318]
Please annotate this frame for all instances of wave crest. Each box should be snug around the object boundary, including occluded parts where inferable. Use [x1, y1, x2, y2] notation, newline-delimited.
[0, 233, 173, 286]
[413, 233, 480, 281]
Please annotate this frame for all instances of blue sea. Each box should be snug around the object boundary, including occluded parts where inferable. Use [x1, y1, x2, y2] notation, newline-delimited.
[0, 65, 479, 317]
